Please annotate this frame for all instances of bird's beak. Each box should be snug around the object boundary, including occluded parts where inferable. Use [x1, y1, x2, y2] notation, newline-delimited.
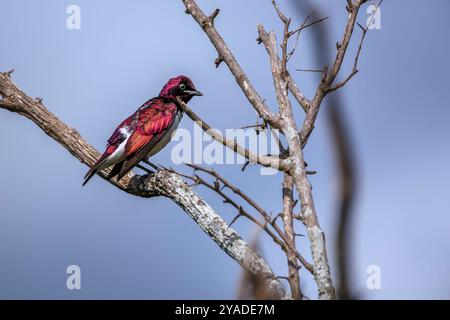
[185, 90, 203, 96]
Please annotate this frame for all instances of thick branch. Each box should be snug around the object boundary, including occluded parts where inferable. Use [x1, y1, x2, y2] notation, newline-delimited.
[185, 163, 313, 273]
[329, 103, 357, 300]
[281, 174, 302, 299]
[257, 26, 335, 299]
[0, 71, 288, 299]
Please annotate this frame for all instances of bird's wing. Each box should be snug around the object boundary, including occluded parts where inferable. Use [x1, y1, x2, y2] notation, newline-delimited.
[116, 101, 178, 180]
[82, 115, 134, 185]
[105, 116, 134, 154]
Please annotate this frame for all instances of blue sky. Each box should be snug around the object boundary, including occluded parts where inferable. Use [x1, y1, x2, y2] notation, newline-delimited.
[0, 0, 449, 299]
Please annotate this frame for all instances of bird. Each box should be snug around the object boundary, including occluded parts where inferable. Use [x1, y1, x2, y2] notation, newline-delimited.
[82, 75, 202, 186]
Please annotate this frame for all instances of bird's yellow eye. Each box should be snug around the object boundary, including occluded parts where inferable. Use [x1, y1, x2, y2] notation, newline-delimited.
[179, 83, 186, 91]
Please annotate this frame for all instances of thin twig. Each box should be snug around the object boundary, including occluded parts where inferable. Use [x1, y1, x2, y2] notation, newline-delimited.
[328, 0, 383, 93]
[288, 16, 329, 37]
[182, 0, 281, 128]
[296, 68, 323, 73]
[177, 97, 286, 171]
[183, 163, 314, 273]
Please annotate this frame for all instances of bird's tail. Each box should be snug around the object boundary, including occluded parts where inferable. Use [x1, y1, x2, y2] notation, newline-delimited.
[82, 156, 108, 186]
[82, 167, 98, 186]
[106, 161, 125, 180]
[83, 157, 126, 186]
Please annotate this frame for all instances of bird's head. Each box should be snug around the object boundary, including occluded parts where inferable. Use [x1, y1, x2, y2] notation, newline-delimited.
[159, 75, 202, 103]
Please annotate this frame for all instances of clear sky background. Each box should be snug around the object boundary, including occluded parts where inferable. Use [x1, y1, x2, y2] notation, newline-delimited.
[0, 0, 449, 299]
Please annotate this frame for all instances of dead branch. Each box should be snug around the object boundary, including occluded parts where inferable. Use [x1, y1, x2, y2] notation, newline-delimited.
[176, 97, 287, 171]
[182, 0, 281, 128]
[183, 163, 313, 273]
[300, 0, 374, 146]
[281, 174, 302, 299]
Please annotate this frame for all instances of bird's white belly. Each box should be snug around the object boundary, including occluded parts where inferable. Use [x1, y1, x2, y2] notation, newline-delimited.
[147, 111, 182, 157]
[98, 128, 131, 170]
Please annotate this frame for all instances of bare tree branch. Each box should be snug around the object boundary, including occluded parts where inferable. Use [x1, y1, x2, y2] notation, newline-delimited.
[257, 24, 335, 299]
[257, 28, 311, 112]
[328, 1, 383, 93]
[0, 71, 288, 299]
[183, 0, 374, 300]
[1, 0, 377, 300]
[236, 229, 280, 299]
[182, 0, 281, 128]
[300, 0, 370, 145]
[281, 174, 302, 299]
[288, 16, 329, 38]
[325, 0, 368, 86]
[176, 97, 287, 171]
[329, 103, 357, 300]
[183, 163, 314, 273]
